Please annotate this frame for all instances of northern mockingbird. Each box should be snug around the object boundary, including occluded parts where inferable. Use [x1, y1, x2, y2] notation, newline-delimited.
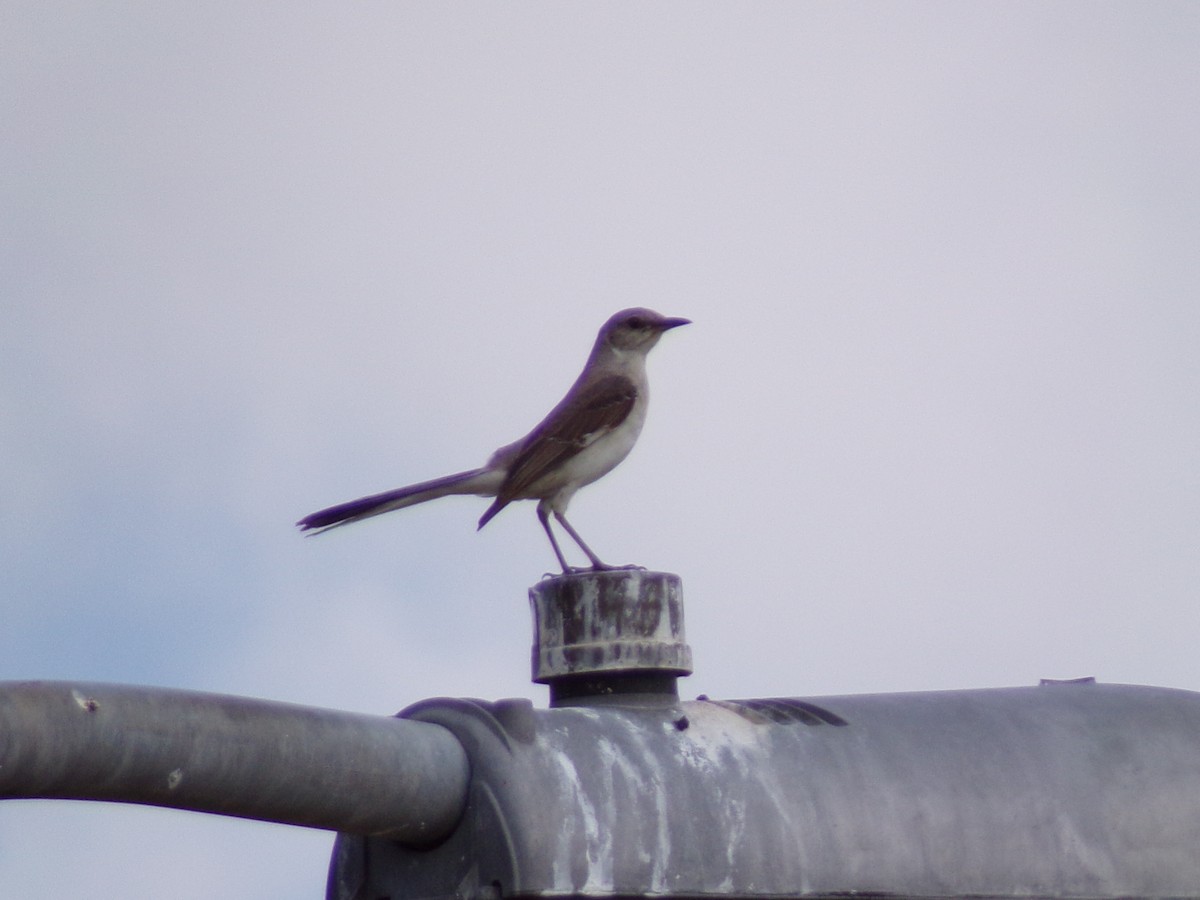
[298, 307, 690, 572]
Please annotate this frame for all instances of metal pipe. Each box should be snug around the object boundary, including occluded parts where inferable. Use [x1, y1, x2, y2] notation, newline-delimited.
[0, 681, 469, 845]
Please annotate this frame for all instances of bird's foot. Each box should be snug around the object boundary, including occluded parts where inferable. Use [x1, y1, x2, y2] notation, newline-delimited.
[542, 563, 647, 579]
[542, 566, 591, 579]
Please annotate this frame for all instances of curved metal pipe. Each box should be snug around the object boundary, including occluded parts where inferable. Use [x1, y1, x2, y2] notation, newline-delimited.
[0, 681, 469, 845]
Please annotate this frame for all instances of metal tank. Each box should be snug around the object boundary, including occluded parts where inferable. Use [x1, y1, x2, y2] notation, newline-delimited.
[329, 571, 1200, 900]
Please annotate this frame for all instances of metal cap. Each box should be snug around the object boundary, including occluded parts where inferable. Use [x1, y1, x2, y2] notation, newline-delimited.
[529, 570, 692, 705]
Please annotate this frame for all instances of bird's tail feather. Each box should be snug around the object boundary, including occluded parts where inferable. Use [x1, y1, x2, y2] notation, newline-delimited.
[297, 468, 494, 534]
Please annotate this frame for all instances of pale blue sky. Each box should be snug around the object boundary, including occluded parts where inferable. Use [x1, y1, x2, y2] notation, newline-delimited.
[3, 4, 1199, 897]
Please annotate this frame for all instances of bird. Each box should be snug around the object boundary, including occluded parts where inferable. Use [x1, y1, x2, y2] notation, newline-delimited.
[298, 307, 690, 572]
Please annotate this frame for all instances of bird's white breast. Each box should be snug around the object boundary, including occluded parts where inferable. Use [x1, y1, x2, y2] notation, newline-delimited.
[563, 399, 647, 487]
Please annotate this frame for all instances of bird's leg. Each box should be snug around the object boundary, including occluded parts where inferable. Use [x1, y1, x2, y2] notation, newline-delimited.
[537, 505, 576, 573]
[553, 512, 612, 571]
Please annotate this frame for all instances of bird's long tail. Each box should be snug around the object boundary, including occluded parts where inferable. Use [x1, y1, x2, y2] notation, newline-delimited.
[297, 468, 498, 534]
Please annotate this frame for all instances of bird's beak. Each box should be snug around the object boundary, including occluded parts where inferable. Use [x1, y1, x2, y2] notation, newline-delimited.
[659, 317, 691, 331]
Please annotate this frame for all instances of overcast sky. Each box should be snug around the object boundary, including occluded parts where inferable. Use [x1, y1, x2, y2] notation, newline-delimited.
[3, 4, 1199, 897]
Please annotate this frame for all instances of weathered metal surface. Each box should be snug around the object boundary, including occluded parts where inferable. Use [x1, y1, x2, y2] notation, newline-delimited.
[330, 681, 1200, 899]
[529, 570, 692, 687]
[0, 680, 469, 844]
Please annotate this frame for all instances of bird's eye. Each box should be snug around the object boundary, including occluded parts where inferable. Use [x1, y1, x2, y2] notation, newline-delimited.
[626, 316, 644, 329]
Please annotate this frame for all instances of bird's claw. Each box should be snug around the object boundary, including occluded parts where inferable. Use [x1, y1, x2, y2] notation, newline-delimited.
[541, 563, 647, 579]
[542, 566, 592, 579]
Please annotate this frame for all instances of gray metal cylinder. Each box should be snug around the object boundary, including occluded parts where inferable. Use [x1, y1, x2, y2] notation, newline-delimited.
[0, 680, 469, 845]
[335, 682, 1200, 900]
[528, 570, 692, 692]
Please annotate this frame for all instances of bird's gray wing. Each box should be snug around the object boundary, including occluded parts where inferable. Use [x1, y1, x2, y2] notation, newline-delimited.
[494, 373, 637, 507]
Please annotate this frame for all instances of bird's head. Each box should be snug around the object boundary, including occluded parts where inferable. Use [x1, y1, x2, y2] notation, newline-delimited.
[599, 307, 691, 354]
